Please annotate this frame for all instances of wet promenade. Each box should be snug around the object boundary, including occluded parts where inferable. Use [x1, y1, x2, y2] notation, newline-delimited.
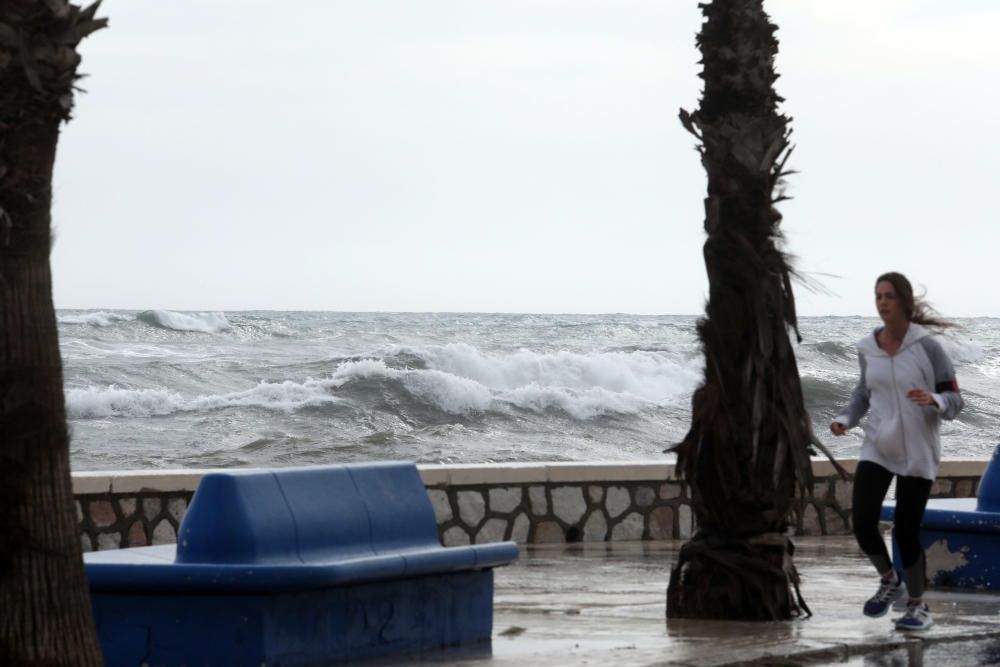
[373, 537, 1000, 666]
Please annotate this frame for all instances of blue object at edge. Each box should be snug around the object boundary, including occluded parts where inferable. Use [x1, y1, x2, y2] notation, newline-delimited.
[879, 444, 1000, 589]
[976, 444, 1000, 512]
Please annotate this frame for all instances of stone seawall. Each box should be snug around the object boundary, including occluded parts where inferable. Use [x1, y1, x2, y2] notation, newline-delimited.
[73, 459, 987, 551]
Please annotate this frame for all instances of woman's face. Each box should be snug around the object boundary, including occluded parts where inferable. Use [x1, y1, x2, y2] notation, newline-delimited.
[875, 280, 907, 325]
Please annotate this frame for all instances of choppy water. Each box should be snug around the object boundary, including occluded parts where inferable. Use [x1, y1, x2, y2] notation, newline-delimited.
[58, 310, 999, 470]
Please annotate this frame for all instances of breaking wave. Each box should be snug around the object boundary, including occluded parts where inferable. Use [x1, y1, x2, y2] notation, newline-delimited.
[331, 344, 703, 418]
[940, 335, 985, 365]
[136, 310, 231, 333]
[58, 311, 133, 327]
[395, 343, 700, 400]
[67, 345, 703, 420]
[66, 379, 344, 418]
[330, 359, 493, 415]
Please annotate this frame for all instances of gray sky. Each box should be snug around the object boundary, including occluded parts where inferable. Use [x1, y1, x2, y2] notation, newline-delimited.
[51, 0, 1000, 316]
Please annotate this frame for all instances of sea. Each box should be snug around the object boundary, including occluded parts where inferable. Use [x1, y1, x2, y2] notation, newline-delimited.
[57, 310, 1000, 471]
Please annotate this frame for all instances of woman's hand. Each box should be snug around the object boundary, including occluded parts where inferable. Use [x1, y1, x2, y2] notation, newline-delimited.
[830, 422, 848, 436]
[907, 388, 939, 408]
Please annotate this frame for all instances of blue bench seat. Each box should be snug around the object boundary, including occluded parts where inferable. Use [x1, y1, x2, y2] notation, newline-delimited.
[86, 542, 515, 593]
[881, 498, 1000, 536]
[85, 462, 518, 666]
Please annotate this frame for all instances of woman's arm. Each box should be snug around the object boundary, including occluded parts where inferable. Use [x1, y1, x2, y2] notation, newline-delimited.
[918, 337, 964, 420]
[832, 353, 870, 432]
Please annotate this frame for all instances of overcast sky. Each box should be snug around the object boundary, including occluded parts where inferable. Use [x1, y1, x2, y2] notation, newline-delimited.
[51, 0, 1000, 316]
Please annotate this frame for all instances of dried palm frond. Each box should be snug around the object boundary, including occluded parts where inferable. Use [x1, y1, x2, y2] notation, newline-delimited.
[0, 0, 106, 120]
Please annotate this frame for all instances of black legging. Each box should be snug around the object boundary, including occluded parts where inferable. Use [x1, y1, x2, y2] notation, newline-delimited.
[852, 460, 932, 598]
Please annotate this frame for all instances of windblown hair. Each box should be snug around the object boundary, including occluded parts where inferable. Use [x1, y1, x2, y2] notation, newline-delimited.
[876, 272, 955, 330]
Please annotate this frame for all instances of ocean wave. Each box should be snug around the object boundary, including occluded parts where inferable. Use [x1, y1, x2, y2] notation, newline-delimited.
[136, 310, 231, 333]
[66, 341, 811, 423]
[59, 313, 1000, 467]
[189, 379, 342, 412]
[67, 386, 183, 418]
[66, 379, 343, 418]
[329, 358, 652, 418]
[802, 335, 986, 369]
[502, 384, 652, 419]
[58, 311, 133, 327]
[939, 336, 985, 365]
[329, 359, 493, 414]
[390, 343, 702, 402]
[809, 341, 855, 362]
[800, 375, 853, 412]
[323, 344, 703, 418]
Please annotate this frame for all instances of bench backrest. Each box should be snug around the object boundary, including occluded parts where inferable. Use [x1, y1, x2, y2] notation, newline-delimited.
[978, 445, 1000, 513]
[175, 462, 438, 565]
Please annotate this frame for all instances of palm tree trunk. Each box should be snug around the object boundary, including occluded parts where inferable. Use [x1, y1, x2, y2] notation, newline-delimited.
[666, 0, 839, 620]
[0, 2, 106, 663]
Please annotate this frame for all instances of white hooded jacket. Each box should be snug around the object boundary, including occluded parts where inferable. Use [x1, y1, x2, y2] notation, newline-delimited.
[834, 323, 964, 481]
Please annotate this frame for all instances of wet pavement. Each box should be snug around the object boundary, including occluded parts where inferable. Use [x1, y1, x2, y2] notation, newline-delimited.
[372, 537, 1000, 666]
[819, 637, 1000, 666]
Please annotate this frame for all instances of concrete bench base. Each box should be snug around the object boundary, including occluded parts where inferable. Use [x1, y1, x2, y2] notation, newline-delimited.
[93, 569, 495, 666]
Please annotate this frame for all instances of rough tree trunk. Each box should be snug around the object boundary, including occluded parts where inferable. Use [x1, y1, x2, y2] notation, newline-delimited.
[666, 0, 840, 620]
[0, 2, 106, 663]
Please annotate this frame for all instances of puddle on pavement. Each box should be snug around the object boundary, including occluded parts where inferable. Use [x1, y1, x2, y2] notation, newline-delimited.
[812, 636, 1000, 666]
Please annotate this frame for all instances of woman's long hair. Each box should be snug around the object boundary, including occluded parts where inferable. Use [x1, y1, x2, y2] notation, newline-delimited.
[876, 272, 955, 330]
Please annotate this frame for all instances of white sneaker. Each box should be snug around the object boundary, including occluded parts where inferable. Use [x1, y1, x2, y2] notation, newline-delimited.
[862, 578, 906, 618]
[895, 602, 933, 631]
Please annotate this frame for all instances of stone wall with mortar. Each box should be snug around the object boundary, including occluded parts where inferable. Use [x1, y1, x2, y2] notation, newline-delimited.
[73, 460, 987, 551]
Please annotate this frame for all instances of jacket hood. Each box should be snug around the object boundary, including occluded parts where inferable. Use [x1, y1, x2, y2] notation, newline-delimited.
[857, 322, 930, 356]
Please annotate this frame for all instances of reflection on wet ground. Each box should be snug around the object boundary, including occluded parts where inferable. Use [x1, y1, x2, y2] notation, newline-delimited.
[813, 636, 1000, 666]
[370, 538, 1000, 666]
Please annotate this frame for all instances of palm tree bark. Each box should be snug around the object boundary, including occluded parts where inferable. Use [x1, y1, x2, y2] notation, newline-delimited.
[0, 1, 106, 663]
[666, 0, 841, 620]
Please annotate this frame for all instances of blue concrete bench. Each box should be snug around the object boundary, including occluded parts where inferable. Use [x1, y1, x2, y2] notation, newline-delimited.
[85, 462, 518, 666]
[881, 446, 1000, 590]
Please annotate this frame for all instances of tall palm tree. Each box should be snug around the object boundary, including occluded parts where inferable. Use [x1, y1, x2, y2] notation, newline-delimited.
[0, 1, 106, 663]
[666, 0, 841, 620]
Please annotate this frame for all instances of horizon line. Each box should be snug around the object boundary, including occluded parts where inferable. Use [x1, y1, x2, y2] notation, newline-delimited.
[52, 307, 1000, 319]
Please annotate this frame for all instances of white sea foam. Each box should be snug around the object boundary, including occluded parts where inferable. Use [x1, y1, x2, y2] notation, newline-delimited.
[66, 378, 343, 418]
[187, 379, 342, 412]
[397, 343, 701, 404]
[58, 311, 133, 327]
[137, 310, 231, 333]
[67, 386, 184, 418]
[323, 344, 703, 418]
[939, 335, 985, 365]
[502, 384, 652, 419]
